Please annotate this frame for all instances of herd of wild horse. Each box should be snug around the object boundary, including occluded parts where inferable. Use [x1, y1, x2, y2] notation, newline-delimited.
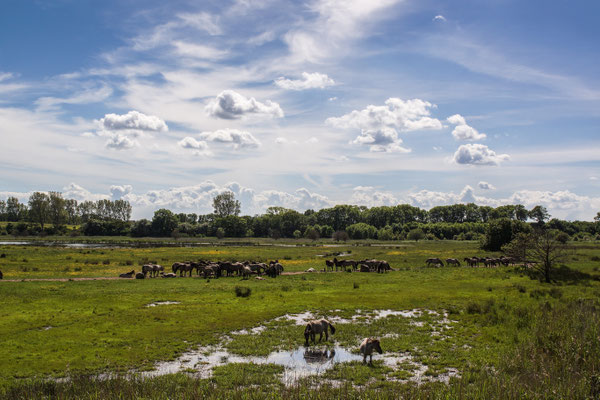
[119, 260, 284, 279]
[425, 256, 516, 267]
[324, 258, 392, 273]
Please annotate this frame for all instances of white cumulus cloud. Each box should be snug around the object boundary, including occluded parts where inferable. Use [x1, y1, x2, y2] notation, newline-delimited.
[327, 97, 441, 152]
[178, 137, 211, 156]
[205, 90, 284, 120]
[100, 110, 168, 132]
[274, 72, 335, 90]
[351, 186, 398, 206]
[327, 98, 442, 132]
[198, 129, 261, 149]
[446, 114, 486, 141]
[105, 134, 137, 150]
[478, 181, 496, 190]
[350, 127, 410, 153]
[110, 185, 133, 199]
[453, 143, 510, 166]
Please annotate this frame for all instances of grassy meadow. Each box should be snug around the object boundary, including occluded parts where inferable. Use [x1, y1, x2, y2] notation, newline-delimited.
[0, 239, 599, 399]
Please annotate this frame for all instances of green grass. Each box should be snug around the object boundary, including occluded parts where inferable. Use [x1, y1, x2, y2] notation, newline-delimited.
[0, 240, 599, 398]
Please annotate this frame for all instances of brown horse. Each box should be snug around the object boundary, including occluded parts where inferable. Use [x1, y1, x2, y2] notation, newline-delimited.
[304, 319, 336, 346]
[359, 338, 383, 364]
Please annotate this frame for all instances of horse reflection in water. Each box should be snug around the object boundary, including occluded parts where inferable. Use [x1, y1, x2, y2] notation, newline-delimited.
[303, 348, 336, 364]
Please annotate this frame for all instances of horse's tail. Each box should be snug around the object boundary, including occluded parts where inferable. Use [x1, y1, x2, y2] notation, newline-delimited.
[328, 321, 336, 335]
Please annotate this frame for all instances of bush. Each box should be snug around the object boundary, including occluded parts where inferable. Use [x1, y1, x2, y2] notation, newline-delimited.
[466, 302, 482, 314]
[332, 230, 349, 242]
[234, 286, 251, 298]
[407, 228, 425, 241]
[346, 223, 377, 240]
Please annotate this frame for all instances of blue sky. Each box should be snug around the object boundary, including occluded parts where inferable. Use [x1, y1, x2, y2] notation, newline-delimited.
[0, 0, 599, 220]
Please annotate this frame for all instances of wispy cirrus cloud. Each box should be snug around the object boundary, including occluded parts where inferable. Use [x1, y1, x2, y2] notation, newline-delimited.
[274, 72, 335, 90]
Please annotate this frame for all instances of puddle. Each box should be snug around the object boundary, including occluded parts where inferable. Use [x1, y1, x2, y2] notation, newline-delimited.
[141, 345, 364, 384]
[137, 308, 461, 386]
[145, 301, 180, 307]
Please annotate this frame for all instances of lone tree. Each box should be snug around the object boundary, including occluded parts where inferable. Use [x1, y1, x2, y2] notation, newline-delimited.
[212, 192, 241, 218]
[503, 228, 568, 283]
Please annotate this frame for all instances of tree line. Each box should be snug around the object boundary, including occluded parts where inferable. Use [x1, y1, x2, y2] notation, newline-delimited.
[0, 193, 131, 235]
[1, 191, 598, 242]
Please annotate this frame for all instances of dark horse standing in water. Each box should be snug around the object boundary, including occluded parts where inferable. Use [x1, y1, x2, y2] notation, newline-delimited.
[304, 319, 336, 346]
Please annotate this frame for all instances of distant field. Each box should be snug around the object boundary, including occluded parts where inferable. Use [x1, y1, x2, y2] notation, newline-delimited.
[1, 240, 599, 398]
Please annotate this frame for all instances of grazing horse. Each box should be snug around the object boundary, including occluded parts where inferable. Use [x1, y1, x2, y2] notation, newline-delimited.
[359, 264, 370, 272]
[325, 259, 335, 271]
[160, 272, 176, 278]
[359, 338, 383, 364]
[135, 272, 145, 279]
[0, 269, 3, 279]
[241, 266, 253, 280]
[173, 262, 194, 277]
[119, 270, 135, 278]
[375, 261, 391, 273]
[464, 257, 477, 267]
[304, 319, 336, 346]
[425, 258, 444, 267]
[445, 258, 461, 267]
[335, 258, 357, 271]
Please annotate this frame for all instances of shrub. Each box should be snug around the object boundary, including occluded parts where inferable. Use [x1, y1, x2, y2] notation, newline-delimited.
[125, 260, 133, 266]
[234, 286, 251, 298]
[332, 230, 349, 242]
[353, 282, 359, 289]
[466, 302, 482, 314]
[102, 259, 110, 265]
[407, 228, 425, 241]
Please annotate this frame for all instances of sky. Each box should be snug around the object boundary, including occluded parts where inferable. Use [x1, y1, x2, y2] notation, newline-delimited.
[0, 0, 599, 220]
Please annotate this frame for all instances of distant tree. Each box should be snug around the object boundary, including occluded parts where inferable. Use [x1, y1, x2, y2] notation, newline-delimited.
[503, 228, 568, 283]
[293, 229, 302, 239]
[377, 226, 394, 241]
[131, 219, 152, 237]
[64, 199, 79, 224]
[346, 222, 377, 239]
[215, 227, 225, 239]
[407, 228, 425, 242]
[6, 197, 24, 221]
[529, 205, 550, 225]
[595, 212, 600, 222]
[48, 192, 67, 227]
[514, 204, 529, 222]
[481, 218, 530, 251]
[151, 209, 178, 237]
[304, 226, 320, 241]
[28, 192, 50, 230]
[0, 200, 6, 220]
[213, 192, 241, 218]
